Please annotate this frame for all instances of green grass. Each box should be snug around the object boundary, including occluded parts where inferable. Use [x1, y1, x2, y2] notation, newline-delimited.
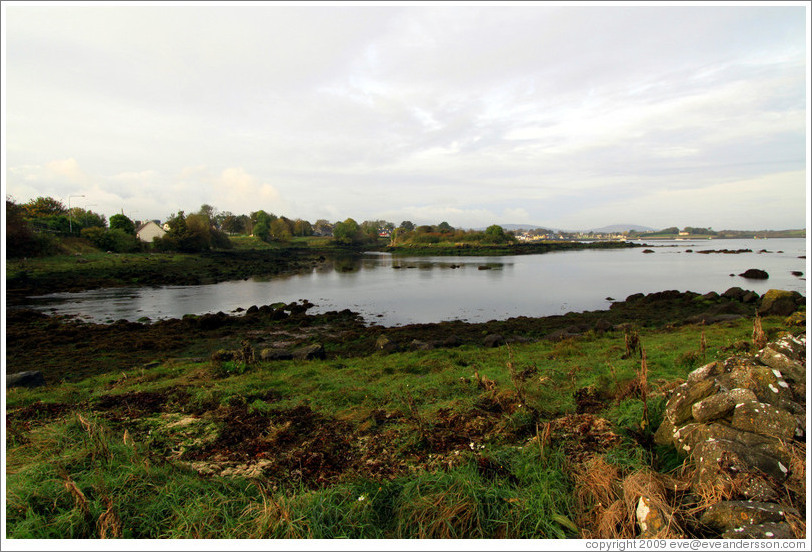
[5, 314, 800, 539]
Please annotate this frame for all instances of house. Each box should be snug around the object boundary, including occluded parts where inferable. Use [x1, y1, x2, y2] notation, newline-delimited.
[136, 220, 166, 243]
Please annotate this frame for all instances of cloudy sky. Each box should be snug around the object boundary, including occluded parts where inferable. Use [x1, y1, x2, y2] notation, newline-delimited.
[3, 2, 809, 230]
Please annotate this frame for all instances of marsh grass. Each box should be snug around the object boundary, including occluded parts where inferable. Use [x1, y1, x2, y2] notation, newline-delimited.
[5, 314, 799, 539]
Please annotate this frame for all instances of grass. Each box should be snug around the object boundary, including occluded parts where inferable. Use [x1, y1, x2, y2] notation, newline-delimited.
[5, 314, 801, 539]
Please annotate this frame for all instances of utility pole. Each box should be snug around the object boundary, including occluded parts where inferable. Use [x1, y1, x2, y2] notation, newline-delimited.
[68, 195, 85, 234]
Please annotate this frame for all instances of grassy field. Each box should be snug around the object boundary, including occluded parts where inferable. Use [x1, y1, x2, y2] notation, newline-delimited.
[5, 314, 798, 539]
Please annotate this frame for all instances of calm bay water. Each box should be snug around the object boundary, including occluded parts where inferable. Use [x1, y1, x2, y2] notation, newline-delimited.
[24, 238, 809, 326]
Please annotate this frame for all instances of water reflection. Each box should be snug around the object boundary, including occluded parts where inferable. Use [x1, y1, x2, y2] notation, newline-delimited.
[21, 239, 807, 327]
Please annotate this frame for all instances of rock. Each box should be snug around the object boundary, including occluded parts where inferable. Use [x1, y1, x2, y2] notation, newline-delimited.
[260, 348, 293, 361]
[7, 371, 46, 388]
[702, 291, 720, 300]
[702, 423, 791, 466]
[757, 289, 802, 316]
[409, 339, 433, 351]
[693, 438, 788, 487]
[741, 291, 759, 303]
[593, 318, 612, 332]
[642, 249, 655, 253]
[482, 334, 505, 348]
[730, 402, 796, 441]
[721, 522, 795, 539]
[210, 349, 235, 361]
[717, 365, 792, 406]
[664, 379, 719, 426]
[700, 501, 796, 533]
[722, 287, 747, 301]
[739, 269, 769, 280]
[686, 361, 725, 384]
[636, 496, 671, 538]
[292, 343, 325, 360]
[757, 346, 805, 385]
[375, 335, 398, 353]
[691, 388, 757, 423]
[441, 335, 461, 347]
[653, 416, 676, 446]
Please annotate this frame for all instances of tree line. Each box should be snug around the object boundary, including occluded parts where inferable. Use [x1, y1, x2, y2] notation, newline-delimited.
[6, 195, 516, 258]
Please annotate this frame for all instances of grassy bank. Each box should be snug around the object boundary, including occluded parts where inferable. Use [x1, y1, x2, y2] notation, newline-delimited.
[385, 240, 639, 256]
[5, 314, 800, 539]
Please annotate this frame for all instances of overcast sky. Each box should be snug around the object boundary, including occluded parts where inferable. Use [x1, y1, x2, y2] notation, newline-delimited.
[3, 2, 809, 230]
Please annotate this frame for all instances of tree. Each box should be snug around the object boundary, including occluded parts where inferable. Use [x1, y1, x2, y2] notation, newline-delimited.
[482, 224, 514, 244]
[293, 219, 313, 237]
[270, 218, 293, 241]
[400, 220, 415, 232]
[332, 218, 362, 245]
[437, 221, 453, 233]
[314, 219, 333, 236]
[23, 196, 67, 218]
[109, 214, 136, 235]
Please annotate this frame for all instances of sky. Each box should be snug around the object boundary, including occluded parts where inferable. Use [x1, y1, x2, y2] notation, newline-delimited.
[2, 1, 809, 231]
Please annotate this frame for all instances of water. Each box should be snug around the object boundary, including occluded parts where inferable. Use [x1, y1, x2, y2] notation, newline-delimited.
[22, 238, 809, 326]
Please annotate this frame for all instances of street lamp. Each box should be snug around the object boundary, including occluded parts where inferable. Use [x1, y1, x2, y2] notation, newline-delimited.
[68, 195, 85, 234]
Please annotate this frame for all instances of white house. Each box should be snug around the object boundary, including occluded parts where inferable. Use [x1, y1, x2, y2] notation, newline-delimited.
[136, 221, 166, 243]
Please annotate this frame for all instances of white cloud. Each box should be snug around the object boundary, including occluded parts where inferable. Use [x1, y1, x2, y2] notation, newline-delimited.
[3, 5, 807, 230]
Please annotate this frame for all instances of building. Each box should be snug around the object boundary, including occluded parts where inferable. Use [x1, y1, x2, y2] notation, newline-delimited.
[136, 220, 166, 243]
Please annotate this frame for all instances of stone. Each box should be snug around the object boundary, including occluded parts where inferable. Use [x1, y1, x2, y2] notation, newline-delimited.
[260, 348, 293, 361]
[700, 501, 796, 533]
[6, 371, 46, 388]
[482, 334, 505, 348]
[739, 268, 769, 280]
[721, 522, 795, 539]
[741, 291, 759, 304]
[664, 379, 719, 426]
[757, 346, 805, 385]
[686, 361, 726, 385]
[768, 333, 806, 361]
[722, 287, 747, 301]
[653, 417, 676, 447]
[672, 423, 706, 455]
[292, 343, 325, 360]
[717, 365, 793, 406]
[693, 438, 789, 488]
[409, 339, 434, 351]
[375, 335, 397, 353]
[636, 496, 671, 538]
[691, 388, 758, 423]
[757, 289, 802, 317]
[730, 401, 796, 441]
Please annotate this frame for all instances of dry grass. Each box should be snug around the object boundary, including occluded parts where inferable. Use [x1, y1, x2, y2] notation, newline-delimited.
[395, 488, 477, 539]
[241, 484, 310, 539]
[97, 497, 123, 539]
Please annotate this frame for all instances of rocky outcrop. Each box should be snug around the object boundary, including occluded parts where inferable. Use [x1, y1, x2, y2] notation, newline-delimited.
[653, 333, 806, 538]
[739, 268, 769, 279]
[7, 371, 46, 388]
[757, 289, 805, 317]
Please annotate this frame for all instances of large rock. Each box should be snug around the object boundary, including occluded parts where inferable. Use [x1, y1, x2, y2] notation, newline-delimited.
[700, 501, 796, 533]
[757, 345, 805, 385]
[691, 388, 757, 423]
[7, 371, 46, 388]
[757, 289, 802, 316]
[693, 438, 788, 487]
[375, 335, 398, 353]
[686, 361, 726, 384]
[636, 496, 671, 538]
[260, 348, 293, 361]
[664, 379, 719, 426]
[717, 365, 793, 406]
[721, 522, 796, 539]
[739, 269, 769, 280]
[292, 343, 325, 360]
[482, 334, 505, 348]
[730, 402, 796, 441]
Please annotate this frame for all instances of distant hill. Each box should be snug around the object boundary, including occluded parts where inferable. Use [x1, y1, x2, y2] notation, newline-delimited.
[589, 224, 656, 233]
